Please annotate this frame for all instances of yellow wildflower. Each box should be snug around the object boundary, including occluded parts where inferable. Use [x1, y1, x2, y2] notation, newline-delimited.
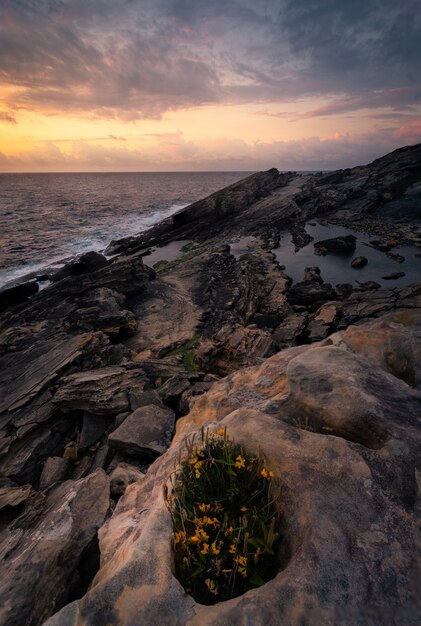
[238, 566, 247, 578]
[261, 467, 273, 480]
[235, 455, 245, 469]
[240, 506, 248, 512]
[205, 578, 219, 596]
[198, 503, 210, 513]
[191, 535, 200, 543]
[194, 527, 209, 541]
[215, 429, 225, 436]
[235, 555, 247, 567]
[211, 541, 220, 555]
[200, 543, 209, 555]
[229, 543, 236, 554]
[174, 531, 186, 544]
[195, 470, 201, 479]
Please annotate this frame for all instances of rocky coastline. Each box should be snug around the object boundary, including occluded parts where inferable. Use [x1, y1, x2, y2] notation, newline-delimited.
[0, 143, 420, 625]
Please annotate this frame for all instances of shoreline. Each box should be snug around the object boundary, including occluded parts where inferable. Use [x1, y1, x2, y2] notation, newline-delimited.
[0, 143, 420, 626]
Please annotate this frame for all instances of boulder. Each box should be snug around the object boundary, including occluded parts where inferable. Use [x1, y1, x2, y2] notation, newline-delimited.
[51, 251, 109, 282]
[78, 412, 113, 451]
[39, 456, 71, 490]
[52, 365, 148, 416]
[0, 470, 109, 626]
[64, 287, 137, 337]
[109, 404, 176, 459]
[382, 272, 406, 280]
[314, 234, 357, 255]
[351, 256, 368, 268]
[286, 281, 338, 308]
[307, 303, 338, 341]
[357, 281, 381, 291]
[0, 280, 39, 312]
[336, 282, 354, 297]
[386, 251, 405, 263]
[0, 483, 34, 510]
[303, 266, 323, 283]
[109, 462, 144, 498]
[272, 313, 308, 348]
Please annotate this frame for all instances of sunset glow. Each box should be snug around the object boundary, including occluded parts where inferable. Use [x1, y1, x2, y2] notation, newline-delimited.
[1, 0, 420, 172]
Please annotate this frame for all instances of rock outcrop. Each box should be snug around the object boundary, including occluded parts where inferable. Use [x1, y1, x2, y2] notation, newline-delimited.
[44, 311, 421, 626]
[0, 144, 420, 626]
[0, 470, 109, 626]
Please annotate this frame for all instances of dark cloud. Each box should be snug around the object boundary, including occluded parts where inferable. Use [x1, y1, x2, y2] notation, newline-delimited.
[0, 0, 420, 120]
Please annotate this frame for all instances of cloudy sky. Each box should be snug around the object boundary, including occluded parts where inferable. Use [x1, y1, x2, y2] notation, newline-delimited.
[0, 0, 420, 171]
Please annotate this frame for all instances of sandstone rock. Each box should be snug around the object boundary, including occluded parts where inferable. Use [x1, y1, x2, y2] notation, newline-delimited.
[0, 417, 76, 485]
[44, 313, 420, 626]
[272, 313, 308, 348]
[0, 470, 109, 626]
[386, 251, 405, 263]
[39, 456, 71, 490]
[129, 389, 165, 411]
[369, 239, 391, 251]
[179, 382, 215, 414]
[382, 271, 406, 280]
[303, 266, 323, 283]
[314, 234, 357, 255]
[109, 404, 176, 459]
[351, 255, 368, 268]
[53, 253, 155, 298]
[109, 462, 144, 497]
[79, 413, 113, 451]
[307, 303, 338, 341]
[336, 282, 354, 297]
[52, 365, 148, 416]
[357, 280, 381, 291]
[0, 483, 34, 510]
[0, 280, 39, 312]
[287, 281, 338, 308]
[64, 287, 137, 337]
[50, 251, 109, 282]
[157, 376, 191, 406]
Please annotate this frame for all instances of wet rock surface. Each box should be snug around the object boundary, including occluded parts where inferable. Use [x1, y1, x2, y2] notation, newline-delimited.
[0, 144, 420, 625]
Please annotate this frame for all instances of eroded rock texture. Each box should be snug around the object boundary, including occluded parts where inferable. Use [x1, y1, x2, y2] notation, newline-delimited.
[0, 144, 420, 626]
[44, 311, 420, 626]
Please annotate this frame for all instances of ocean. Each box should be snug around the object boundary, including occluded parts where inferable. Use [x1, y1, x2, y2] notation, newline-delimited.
[0, 171, 252, 288]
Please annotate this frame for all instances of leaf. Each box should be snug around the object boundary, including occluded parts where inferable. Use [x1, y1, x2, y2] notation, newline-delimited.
[249, 572, 266, 586]
[215, 459, 235, 467]
[247, 538, 266, 549]
[191, 563, 206, 577]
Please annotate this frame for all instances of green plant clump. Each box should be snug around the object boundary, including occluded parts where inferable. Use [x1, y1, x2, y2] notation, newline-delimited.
[166, 336, 201, 372]
[165, 428, 279, 605]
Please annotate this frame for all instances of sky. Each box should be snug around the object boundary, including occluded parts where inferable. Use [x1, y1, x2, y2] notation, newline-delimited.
[0, 0, 420, 172]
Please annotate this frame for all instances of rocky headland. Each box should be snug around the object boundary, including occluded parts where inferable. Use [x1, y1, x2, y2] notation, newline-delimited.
[0, 143, 420, 625]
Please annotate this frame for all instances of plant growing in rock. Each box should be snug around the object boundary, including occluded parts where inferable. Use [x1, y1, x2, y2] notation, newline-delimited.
[165, 427, 279, 604]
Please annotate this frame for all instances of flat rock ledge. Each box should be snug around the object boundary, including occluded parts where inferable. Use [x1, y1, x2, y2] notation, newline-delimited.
[44, 311, 420, 626]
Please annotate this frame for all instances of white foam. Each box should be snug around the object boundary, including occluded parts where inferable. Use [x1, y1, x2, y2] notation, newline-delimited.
[0, 203, 187, 289]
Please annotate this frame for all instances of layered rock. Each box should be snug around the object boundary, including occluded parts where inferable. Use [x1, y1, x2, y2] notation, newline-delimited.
[0, 144, 420, 626]
[44, 311, 421, 626]
[0, 470, 109, 626]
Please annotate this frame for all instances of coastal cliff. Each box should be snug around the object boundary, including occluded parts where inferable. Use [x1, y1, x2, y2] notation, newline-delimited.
[0, 144, 420, 626]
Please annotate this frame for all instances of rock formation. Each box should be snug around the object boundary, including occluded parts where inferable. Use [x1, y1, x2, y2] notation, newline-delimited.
[0, 144, 420, 625]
